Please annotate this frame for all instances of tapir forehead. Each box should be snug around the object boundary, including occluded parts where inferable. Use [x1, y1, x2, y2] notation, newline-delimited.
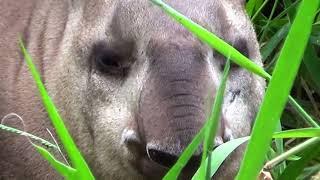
[112, 0, 243, 43]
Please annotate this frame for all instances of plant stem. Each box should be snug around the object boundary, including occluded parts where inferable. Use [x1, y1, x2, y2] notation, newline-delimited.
[264, 137, 320, 170]
[288, 96, 320, 128]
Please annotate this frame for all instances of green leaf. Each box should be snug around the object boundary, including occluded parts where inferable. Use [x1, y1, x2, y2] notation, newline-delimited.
[192, 137, 250, 180]
[261, 23, 290, 62]
[274, 121, 286, 177]
[200, 59, 231, 179]
[287, 155, 301, 161]
[0, 123, 57, 149]
[237, 1, 320, 179]
[246, 0, 264, 17]
[34, 144, 76, 179]
[162, 122, 206, 180]
[19, 39, 94, 179]
[259, 0, 280, 43]
[288, 96, 319, 128]
[272, 128, 320, 138]
[303, 43, 320, 94]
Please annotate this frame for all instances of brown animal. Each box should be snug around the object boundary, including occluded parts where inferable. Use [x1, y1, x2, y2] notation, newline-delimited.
[0, 0, 265, 179]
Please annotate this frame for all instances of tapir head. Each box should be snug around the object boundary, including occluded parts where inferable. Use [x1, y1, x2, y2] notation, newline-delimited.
[47, 0, 265, 179]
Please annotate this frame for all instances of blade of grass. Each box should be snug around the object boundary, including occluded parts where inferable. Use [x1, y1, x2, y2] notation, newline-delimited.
[261, 23, 290, 62]
[0, 123, 57, 149]
[191, 129, 320, 180]
[193, 137, 250, 180]
[274, 121, 286, 176]
[236, 1, 320, 179]
[19, 39, 94, 179]
[277, 138, 320, 180]
[200, 59, 231, 180]
[259, 0, 280, 43]
[246, 0, 264, 17]
[272, 128, 320, 138]
[288, 96, 319, 128]
[251, 0, 270, 21]
[283, 0, 297, 23]
[303, 43, 320, 94]
[34, 144, 76, 179]
[273, 0, 300, 21]
[162, 123, 206, 180]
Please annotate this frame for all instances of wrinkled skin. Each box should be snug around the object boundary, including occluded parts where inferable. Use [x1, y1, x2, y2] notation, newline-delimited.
[0, 0, 265, 179]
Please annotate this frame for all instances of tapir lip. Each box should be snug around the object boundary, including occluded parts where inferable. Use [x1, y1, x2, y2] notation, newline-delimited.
[123, 129, 202, 179]
[135, 153, 200, 179]
[139, 156, 168, 179]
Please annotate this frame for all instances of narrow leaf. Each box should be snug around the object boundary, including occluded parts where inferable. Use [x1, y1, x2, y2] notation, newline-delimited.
[34, 144, 76, 179]
[19, 39, 94, 179]
[200, 59, 231, 179]
[272, 128, 320, 138]
[192, 137, 250, 180]
[278, 138, 320, 180]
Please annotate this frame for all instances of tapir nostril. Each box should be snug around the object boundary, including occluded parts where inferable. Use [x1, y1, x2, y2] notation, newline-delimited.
[146, 147, 201, 170]
[147, 148, 178, 168]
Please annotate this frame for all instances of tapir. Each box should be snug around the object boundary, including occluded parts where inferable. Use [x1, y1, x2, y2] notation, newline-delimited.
[0, 0, 265, 179]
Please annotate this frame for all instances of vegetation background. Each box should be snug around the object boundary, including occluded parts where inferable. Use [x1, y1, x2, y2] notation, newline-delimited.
[253, 0, 320, 179]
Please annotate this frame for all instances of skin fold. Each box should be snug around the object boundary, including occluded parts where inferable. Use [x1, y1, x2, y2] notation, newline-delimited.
[0, 0, 265, 179]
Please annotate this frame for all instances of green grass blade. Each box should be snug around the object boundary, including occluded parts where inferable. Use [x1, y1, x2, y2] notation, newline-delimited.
[162, 122, 207, 180]
[261, 23, 290, 62]
[34, 144, 76, 179]
[200, 59, 231, 180]
[274, 121, 286, 176]
[192, 137, 250, 180]
[259, 0, 280, 43]
[236, 1, 320, 179]
[251, 0, 270, 21]
[265, 137, 320, 177]
[0, 124, 57, 149]
[278, 138, 320, 180]
[303, 43, 320, 94]
[283, 0, 298, 23]
[272, 128, 320, 138]
[273, 1, 300, 21]
[19, 39, 94, 179]
[288, 96, 319, 128]
[246, 0, 264, 17]
[245, 0, 256, 17]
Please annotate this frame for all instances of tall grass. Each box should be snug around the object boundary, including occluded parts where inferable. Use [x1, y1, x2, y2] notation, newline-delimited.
[19, 40, 94, 180]
[237, 1, 320, 179]
[1, 0, 319, 179]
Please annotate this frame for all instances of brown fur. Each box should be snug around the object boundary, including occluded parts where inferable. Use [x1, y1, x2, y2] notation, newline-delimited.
[0, 0, 265, 179]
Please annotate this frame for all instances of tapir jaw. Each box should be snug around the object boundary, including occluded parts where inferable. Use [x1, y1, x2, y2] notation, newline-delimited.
[122, 128, 202, 179]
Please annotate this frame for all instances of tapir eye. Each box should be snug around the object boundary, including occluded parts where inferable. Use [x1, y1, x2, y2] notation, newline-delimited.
[218, 39, 249, 71]
[92, 42, 130, 76]
[96, 50, 121, 70]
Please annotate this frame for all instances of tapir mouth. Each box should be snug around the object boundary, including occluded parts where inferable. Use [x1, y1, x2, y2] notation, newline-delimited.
[123, 127, 223, 179]
[137, 152, 201, 180]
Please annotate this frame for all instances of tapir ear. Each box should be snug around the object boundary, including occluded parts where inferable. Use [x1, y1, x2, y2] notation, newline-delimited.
[239, 0, 246, 6]
[229, 0, 246, 7]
